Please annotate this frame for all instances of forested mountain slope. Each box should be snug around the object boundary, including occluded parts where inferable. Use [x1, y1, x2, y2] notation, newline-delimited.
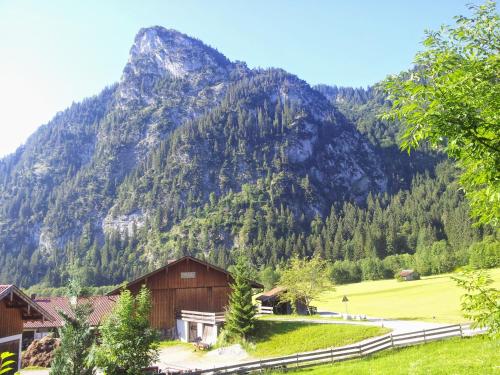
[0, 27, 492, 287]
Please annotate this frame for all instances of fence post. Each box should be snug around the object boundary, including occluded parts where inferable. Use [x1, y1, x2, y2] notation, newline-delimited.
[459, 324, 463, 338]
[358, 345, 363, 358]
[423, 329, 426, 344]
[390, 333, 394, 348]
[296, 353, 299, 368]
[331, 347, 334, 363]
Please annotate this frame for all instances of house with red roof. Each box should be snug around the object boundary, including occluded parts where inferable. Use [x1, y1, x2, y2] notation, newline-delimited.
[23, 295, 117, 342]
[0, 285, 52, 373]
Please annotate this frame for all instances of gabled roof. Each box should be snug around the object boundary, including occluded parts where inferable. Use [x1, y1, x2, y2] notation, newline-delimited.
[256, 286, 286, 302]
[24, 295, 117, 329]
[108, 256, 263, 295]
[0, 284, 53, 322]
[400, 269, 417, 277]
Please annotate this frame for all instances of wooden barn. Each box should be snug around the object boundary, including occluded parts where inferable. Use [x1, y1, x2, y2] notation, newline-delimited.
[256, 286, 310, 315]
[399, 269, 420, 281]
[108, 256, 263, 344]
[0, 285, 52, 373]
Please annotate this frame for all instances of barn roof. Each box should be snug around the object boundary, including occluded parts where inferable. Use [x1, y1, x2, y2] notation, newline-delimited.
[400, 269, 417, 277]
[0, 284, 53, 322]
[24, 295, 117, 329]
[256, 286, 286, 302]
[107, 256, 263, 295]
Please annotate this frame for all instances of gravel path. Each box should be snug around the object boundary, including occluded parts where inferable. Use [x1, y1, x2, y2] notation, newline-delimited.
[157, 343, 252, 372]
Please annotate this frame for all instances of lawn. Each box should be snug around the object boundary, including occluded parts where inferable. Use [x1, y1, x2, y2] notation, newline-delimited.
[258, 314, 342, 321]
[272, 335, 500, 375]
[158, 339, 193, 349]
[249, 320, 389, 358]
[314, 268, 500, 323]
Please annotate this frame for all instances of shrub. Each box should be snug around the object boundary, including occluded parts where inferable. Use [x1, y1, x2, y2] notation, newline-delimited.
[469, 236, 500, 269]
[329, 260, 362, 284]
[50, 302, 95, 375]
[360, 258, 390, 280]
[382, 254, 415, 275]
[453, 268, 500, 339]
[91, 286, 159, 375]
[415, 240, 456, 275]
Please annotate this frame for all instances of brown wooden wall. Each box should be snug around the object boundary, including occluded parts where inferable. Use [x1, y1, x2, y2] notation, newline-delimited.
[0, 300, 23, 337]
[128, 259, 233, 330]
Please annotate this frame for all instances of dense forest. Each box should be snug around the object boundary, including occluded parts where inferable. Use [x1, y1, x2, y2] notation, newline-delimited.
[0, 27, 497, 289]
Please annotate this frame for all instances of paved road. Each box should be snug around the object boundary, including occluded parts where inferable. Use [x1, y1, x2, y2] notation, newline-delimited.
[282, 311, 450, 333]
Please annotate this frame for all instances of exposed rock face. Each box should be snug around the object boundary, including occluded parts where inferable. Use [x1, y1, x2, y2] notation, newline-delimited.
[22, 336, 60, 368]
[117, 27, 238, 107]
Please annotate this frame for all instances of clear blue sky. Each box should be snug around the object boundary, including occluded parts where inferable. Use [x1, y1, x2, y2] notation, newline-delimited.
[0, 0, 485, 156]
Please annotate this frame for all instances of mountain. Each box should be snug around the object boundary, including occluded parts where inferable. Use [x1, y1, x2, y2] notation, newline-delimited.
[0, 27, 485, 287]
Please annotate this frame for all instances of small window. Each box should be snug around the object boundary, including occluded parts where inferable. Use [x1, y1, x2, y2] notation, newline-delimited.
[181, 272, 196, 279]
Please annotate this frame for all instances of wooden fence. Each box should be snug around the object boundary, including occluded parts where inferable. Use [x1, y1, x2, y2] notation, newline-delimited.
[177, 310, 226, 325]
[257, 306, 274, 315]
[181, 323, 476, 374]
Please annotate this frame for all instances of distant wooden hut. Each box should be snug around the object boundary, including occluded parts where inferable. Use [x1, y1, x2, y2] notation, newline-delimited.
[256, 286, 309, 315]
[0, 285, 52, 373]
[399, 269, 420, 281]
[107, 256, 263, 344]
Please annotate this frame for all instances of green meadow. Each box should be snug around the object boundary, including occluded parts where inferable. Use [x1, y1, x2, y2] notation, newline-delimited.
[250, 321, 389, 358]
[273, 336, 499, 375]
[314, 268, 500, 323]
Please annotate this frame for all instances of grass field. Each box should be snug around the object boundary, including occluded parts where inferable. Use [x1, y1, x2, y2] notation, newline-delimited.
[314, 268, 500, 323]
[272, 335, 500, 375]
[158, 339, 193, 349]
[258, 314, 342, 321]
[249, 320, 389, 358]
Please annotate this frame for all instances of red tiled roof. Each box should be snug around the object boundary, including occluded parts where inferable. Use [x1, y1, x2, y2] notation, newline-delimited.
[0, 284, 12, 295]
[24, 295, 117, 329]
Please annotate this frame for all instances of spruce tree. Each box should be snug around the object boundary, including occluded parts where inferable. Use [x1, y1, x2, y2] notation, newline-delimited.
[224, 255, 256, 342]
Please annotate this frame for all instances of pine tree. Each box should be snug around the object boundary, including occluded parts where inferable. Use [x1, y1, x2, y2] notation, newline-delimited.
[223, 254, 256, 342]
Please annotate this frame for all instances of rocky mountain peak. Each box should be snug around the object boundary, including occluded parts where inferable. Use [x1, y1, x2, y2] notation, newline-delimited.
[117, 26, 236, 105]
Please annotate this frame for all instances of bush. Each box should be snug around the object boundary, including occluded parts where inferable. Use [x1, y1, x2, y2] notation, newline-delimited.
[329, 260, 362, 284]
[50, 302, 95, 375]
[382, 254, 415, 275]
[258, 266, 280, 291]
[415, 240, 456, 275]
[469, 236, 500, 269]
[91, 286, 159, 375]
[360, 258, 390, 281]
